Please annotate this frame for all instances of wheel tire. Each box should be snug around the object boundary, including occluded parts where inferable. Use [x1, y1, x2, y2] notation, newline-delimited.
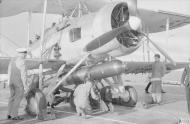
[124, 86, 138, 107]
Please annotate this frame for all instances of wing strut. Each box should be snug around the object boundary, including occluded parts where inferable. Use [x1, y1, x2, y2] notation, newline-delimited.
[48, 53, 90, 95]
[27, 11, 32, 49]
[165, 17, 170, 62]
[146, 29, 150, 62]
[39, 0, 48, 90]
[143, 34, 176, 66]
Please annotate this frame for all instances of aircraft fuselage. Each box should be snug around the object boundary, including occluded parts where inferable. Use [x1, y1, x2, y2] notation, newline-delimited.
[31, 1, 142, 64]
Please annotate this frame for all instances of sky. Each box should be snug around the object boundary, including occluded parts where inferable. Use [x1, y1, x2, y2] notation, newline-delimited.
[0, 0, 190, 62]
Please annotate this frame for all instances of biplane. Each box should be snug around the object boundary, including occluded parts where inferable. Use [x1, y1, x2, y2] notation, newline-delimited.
[0, 0, 190, 115]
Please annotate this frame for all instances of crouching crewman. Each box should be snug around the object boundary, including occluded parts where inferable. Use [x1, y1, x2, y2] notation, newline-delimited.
[73, 74, 100, 118]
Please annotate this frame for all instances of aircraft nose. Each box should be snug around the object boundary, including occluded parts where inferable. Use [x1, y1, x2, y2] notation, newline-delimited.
[128, 16, 142, 30]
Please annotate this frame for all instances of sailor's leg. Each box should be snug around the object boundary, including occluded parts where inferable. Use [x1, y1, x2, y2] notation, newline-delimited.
[151, 82, 156, 103]
[100, 100, 109, 112]
[11, 86, 24, 118]
[7, 84, 15, 117]
[156, 93, 162, 104]
[108, 102, 114, 112]
[151, 93, 157, 103]
[85, 102, 92, 115]
[145, 82, 151, 93]
[81, 108, 86, 119]
[156, 81, 162, 103]
[75, 106, 81, 116]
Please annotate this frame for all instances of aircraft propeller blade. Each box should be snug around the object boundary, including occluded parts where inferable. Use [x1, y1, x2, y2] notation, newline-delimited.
[85, 16, 142, 51]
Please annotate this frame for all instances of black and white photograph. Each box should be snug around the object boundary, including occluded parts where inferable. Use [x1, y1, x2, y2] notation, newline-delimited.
[0, 0, 190, 124]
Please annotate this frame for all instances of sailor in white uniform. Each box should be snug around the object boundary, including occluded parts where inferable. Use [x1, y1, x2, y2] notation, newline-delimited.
[7, 48, 28, 120]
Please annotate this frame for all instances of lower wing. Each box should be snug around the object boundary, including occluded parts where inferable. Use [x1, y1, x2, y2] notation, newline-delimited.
[0, 57, 65, 74]
[125, 61, 189, 74]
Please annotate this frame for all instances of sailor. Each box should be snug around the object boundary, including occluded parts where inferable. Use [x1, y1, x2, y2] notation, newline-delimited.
[100, 86, 114, 112]
[7, 48, 28, 120]
[181, 64, 190, 114]
[94, 79, 114, 112]
[73, 74, 94, 118]
[150, 54, 166, 104]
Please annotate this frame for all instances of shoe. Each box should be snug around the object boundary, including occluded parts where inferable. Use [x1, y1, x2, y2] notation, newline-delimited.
[161, 90, 166, 93]
[7, 115, 12, 120]
[145, 90, 149, 93]
[11, 116, 24, 120]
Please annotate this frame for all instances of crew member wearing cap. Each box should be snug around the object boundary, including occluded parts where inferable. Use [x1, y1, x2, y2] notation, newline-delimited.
[7, 48, 28, 120]
[181, 64, 190, 114]
[150, 54, 166, 104]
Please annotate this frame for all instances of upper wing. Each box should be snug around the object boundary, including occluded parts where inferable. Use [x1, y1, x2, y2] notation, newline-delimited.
[0, 0, 68, 17]
[125, 61, 189, 74]
[1, 0, 190, 34]
[138, 9, 190, 33]
[0, 0, 102, 17]
[0, 57, 65, 74]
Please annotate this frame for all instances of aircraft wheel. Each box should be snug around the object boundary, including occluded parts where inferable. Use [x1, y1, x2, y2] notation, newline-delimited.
[124, 85, 138, 107]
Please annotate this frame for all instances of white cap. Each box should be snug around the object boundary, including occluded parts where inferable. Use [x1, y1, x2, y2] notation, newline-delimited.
[16, 48, 27, 53]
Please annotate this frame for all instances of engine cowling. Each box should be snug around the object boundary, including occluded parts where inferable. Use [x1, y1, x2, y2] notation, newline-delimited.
[86, 2, 142, 57]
